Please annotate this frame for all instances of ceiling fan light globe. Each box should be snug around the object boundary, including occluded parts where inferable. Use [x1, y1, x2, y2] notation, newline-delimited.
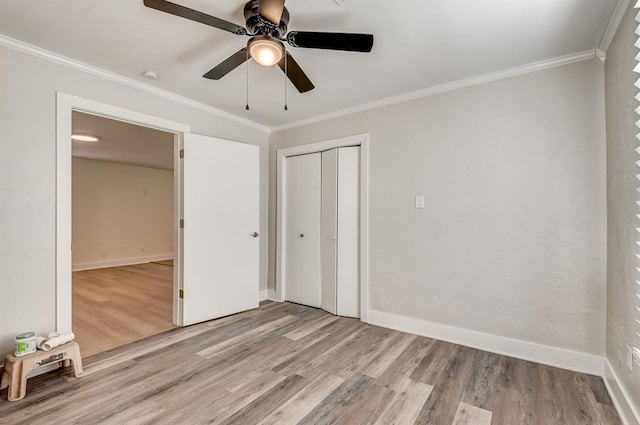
[256, 48, 278, 66]
[249, 37, 284, 67]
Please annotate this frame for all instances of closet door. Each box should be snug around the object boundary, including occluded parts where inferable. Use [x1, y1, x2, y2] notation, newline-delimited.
[321, 149, 338, 314]
[336, 147, 360, 317]
[321, 147, 360, 318]
[284, 153, 321, 307]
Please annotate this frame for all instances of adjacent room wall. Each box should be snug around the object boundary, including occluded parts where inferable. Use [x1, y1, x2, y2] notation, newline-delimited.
[0, 44, 269, 357]
[604, 0, 640, 418]
[72, 158, 174, 270]
[269, 59, 607, 357]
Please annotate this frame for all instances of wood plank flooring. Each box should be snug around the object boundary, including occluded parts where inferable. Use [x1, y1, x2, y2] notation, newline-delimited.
[72, 262, 175, 357]
[0, 301, 621, 425]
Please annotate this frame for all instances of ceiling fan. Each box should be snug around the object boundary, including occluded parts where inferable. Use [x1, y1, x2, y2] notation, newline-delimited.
[143, 0, 374, 93]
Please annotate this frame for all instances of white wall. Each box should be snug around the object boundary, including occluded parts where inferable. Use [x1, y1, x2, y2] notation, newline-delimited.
[269, 59, 607, 356]
[72, 158, 173, 270]
[0, 45, 269, 357]
[605, 0, 640, 417]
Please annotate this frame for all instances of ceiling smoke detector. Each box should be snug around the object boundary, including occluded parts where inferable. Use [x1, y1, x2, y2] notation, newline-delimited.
[142, 70, 159, 80]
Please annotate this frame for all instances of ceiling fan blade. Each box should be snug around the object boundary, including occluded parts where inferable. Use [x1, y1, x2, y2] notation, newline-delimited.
[143, 0, 247, 35]
[287, 31, 374, 52]
[258, 0, 285, 25]
[203, 48, 249, 80]
[278, 52, 315, 93]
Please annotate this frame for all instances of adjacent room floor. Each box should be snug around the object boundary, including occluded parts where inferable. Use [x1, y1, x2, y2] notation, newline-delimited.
[72, 261, 175, 357]
[0, 301, 620, 424]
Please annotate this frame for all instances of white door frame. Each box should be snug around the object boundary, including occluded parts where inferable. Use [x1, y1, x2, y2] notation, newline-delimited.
[276, 134, 370, 322]
[55, 92, 191, 333]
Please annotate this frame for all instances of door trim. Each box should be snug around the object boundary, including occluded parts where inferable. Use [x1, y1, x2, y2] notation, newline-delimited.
[55, 92, 190, 333]
[276, 134, 370, 322]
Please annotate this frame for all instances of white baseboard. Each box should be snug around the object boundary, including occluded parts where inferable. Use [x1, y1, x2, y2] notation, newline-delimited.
[603, 359, 640, 425]
[72, 254, 173, 271]
[368, 309, 604, 376]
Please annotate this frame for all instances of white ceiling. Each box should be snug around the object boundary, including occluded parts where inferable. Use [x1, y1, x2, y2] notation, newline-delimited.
[72, 111, 175, 170]
[0, 0, 618, 127]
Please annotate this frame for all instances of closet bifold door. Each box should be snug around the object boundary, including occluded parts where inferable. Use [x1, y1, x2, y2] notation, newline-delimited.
[284, 153, 322, 308]
[336, 147, 360, 318]
[321, 149, 338, 314]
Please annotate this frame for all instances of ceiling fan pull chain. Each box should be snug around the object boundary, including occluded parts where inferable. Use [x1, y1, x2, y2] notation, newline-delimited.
[245, 48, 250, 111]
[284, 51, 289, 111]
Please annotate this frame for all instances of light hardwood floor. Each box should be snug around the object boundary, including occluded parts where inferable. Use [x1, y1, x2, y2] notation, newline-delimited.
[72, 262, 175, 357]
[0, 301, 620, 425]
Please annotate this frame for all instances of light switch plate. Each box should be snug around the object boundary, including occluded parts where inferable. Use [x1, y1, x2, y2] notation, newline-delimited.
[415, 195, 425, 209]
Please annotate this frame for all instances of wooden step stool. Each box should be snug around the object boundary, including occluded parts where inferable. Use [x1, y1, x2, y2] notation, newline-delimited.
[1, 341, 83, 401]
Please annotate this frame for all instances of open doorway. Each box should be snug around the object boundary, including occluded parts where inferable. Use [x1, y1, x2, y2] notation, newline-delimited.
[71, 111, 177, 357]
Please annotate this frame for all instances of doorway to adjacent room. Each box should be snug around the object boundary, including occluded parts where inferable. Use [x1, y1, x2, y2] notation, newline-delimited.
[71, 111, 177, 357]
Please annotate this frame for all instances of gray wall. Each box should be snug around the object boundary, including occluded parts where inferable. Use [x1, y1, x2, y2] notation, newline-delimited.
[605, 0, 640, 414]
[269, 59, 607, 355]
[0, 45, 269, 357]
[71, 158, 174, 268]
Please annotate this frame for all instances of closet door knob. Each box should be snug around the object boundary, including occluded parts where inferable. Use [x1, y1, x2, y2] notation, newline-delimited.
[250, 232, 259, 238]
[299, 234, 305, 238]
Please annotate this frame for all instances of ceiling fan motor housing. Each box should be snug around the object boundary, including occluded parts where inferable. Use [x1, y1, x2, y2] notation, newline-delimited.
[244, 0, 289, 38]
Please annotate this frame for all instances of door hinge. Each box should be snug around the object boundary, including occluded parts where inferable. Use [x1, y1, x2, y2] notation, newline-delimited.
[180, 219, 184, 228]
[179, 149, 184, 159]
[179, 289, 184, 299]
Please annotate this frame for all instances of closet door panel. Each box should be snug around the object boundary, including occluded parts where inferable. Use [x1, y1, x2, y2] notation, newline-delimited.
[299, 153, 322, 308]
[321, 149, 338, 315]
[285, 153, 321, 308]
[336, 147, 360, 317]
[284, 156, 303, 304]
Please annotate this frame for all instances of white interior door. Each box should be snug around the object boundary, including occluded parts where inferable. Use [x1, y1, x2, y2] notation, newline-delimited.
[285, 153, 321, 307]
[321, 149, 338, 314]
[182, 133, 259, 326]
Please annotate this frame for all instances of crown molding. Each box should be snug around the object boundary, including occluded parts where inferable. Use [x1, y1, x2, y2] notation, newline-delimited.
[0, 32, 600, 135]
[270, 49, 597, 133]
[598, 0, 632, 54]
[0, 34, 270, 133]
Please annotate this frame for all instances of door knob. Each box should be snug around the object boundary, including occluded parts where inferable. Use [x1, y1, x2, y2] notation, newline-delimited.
[299, 234, 305, 238]
[250, 232, 259, 238]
